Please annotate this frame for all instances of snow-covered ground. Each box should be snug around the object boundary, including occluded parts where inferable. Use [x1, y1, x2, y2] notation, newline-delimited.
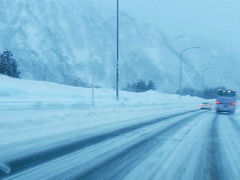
[0, 75, 203, 106]
[4, 75, 235, 180]
[0, 75, 203, 145]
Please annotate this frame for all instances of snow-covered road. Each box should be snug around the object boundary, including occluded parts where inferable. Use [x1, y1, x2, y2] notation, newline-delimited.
[1, 107, 240, 180]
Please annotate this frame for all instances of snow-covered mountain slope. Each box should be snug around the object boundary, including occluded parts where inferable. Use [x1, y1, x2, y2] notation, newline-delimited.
[0, 0, 239, 92]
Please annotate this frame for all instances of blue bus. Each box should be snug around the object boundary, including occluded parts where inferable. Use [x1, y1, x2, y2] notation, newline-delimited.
[216, 89, 237, 114]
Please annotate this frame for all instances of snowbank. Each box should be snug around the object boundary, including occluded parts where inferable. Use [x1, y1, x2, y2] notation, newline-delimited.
[0, 75, 203, 107]
[0, 75, 204, 147]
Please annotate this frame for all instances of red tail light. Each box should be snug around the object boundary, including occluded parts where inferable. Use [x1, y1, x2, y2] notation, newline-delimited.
[232, 103, 237, 106]
[200, 104, 204, 106]
[216, 101, 221, 104]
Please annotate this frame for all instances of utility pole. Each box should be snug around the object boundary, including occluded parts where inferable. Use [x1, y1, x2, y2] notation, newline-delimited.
[116, 0, 119, 101]
[91, 74, 95, 106]
[179, 56, 182, 97]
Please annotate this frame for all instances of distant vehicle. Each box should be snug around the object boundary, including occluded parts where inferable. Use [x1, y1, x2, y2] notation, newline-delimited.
[216, 89, 237, 114]
[200, 102, 211, 110]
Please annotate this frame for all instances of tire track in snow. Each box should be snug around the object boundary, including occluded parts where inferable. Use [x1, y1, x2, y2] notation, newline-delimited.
[72, 111, 204, 180]
[0, 109, 199, 178]
[140, 113, 205, 180]
[224, 115, 240, 178]
[208, 115, 224, 180]
[228, 116, 240, 135]
[227, 115, 240, 179]
[150, 113, 211, 180]
[198, 114, 226, 180]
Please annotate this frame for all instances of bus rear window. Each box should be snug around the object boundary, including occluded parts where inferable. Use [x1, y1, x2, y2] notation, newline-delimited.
[217, 90, 236, 97]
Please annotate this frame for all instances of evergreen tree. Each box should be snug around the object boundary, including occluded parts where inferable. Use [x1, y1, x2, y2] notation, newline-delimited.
[147, 80, 155, 90]
[123, 80, 155, 92]
[0, 51, 20, 78]
[135, 80, 147, 92]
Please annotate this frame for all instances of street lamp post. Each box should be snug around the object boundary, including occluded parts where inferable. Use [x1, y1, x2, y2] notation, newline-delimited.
[179, 46, 199, 97]
[116, 0, 119, 101]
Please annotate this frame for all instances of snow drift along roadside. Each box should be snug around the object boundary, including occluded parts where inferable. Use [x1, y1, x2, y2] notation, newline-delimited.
[0, 75, 202, 107]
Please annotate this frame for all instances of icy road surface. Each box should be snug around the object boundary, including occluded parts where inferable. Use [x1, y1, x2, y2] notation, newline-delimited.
[1, 107, 240, 180]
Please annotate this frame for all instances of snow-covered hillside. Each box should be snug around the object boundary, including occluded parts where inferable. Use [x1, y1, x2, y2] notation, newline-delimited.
[0, 74, 203, 143]
[0, 75, 202, 107]
[0, 0, 239, 92]
[0, 74, 203, 147]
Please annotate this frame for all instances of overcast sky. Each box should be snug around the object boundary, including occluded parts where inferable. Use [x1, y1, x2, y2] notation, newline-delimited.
[93, 0, 240, 49]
